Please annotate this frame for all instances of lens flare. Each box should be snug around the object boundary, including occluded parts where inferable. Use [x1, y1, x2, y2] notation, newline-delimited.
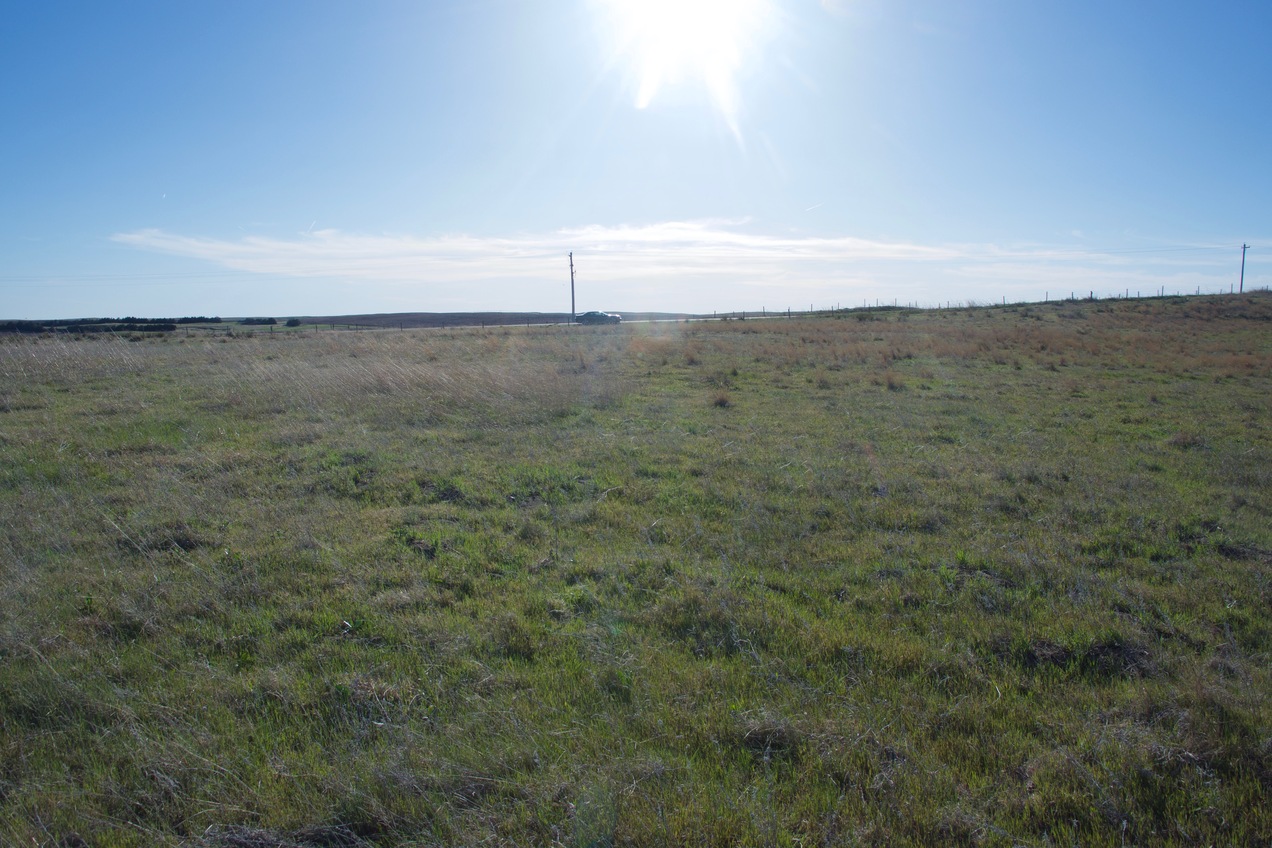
[599, 0, 770, 135]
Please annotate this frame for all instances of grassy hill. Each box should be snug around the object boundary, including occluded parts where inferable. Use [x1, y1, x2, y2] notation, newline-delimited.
[1, 294, 1268, 846]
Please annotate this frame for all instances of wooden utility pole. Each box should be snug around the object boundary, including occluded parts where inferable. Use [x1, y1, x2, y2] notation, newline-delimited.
[1240, 243, 1249, 293]
[569, 252, 576, 323]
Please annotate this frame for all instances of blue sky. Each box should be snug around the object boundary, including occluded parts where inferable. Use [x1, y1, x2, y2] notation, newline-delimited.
[2, 0, 1268, 319]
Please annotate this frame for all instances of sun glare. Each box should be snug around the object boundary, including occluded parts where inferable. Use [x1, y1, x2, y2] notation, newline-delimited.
[600, 0, 770, 133]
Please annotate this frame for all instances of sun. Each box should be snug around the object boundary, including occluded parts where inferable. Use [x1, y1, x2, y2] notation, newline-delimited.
[599, 0, 771, 132]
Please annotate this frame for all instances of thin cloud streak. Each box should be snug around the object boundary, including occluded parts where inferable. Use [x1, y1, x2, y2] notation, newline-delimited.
[111, 222, 1080, 276]
[111, 222, 1250, 311]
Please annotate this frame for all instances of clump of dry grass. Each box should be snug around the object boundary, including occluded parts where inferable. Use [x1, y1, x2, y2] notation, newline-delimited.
[1166, 431, 1207, 450]
[0, 332, 148, 387]
[627, 334, 679, 364]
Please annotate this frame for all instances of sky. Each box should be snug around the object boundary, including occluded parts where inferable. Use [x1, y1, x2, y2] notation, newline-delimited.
[2, 0, 1269, 319]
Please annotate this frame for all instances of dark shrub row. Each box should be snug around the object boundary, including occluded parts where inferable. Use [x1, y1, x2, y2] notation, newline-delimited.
[0, 317, 218, 333]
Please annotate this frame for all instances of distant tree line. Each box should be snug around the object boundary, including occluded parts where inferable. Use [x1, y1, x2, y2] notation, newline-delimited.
[0, 316, 220, 334]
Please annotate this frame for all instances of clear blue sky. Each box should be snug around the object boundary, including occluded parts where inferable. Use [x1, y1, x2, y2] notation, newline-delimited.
[2, 0, 1268, 319]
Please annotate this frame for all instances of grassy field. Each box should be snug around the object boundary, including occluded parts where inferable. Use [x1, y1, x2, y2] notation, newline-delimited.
[1, 294, 1269, 847]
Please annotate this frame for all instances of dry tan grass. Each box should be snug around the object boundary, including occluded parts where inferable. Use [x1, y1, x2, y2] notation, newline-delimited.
[0, 329, 630, 428]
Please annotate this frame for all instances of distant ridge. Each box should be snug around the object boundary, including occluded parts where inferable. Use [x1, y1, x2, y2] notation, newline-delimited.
[290, 311, 698, 329]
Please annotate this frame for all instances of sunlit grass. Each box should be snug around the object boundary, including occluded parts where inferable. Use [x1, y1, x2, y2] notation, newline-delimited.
[1, 294, 1269, 846]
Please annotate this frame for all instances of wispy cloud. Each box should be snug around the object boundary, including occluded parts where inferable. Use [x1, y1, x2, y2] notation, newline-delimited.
[110, 222, 1251, 311]
[111, 221, 965, 278]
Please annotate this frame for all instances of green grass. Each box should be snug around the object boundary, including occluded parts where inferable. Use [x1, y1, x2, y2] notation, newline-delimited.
[1, 294, 1269, 846]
